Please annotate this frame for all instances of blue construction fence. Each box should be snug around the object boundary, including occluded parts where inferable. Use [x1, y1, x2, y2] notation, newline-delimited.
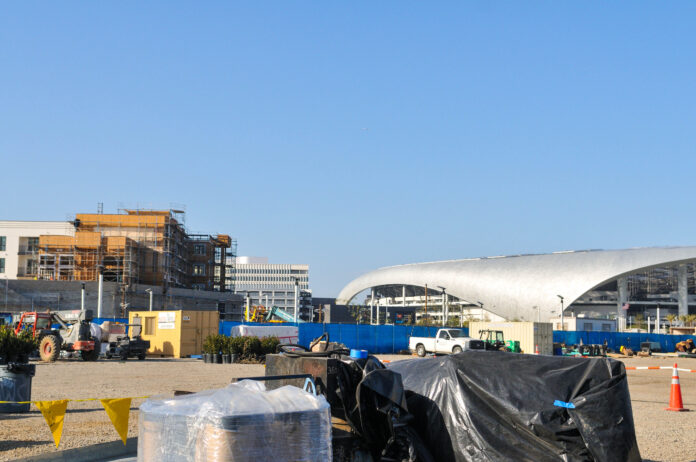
[219, 321, 470, 353]
[553, 331, 696, 352]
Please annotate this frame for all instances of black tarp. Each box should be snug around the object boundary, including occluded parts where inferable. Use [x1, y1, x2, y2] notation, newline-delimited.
[388, 351, 641, 462]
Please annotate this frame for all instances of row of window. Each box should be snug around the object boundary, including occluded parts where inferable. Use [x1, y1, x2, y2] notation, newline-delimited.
[0, 257, 4, 273]
[0, 236, 5, 251]
[235, 267, 307, 275]
[234, 276, 308, 282]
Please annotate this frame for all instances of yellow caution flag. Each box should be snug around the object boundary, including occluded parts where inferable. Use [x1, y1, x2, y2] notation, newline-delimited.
[100, 398, 132, 444]
[35, 400, 69, 448]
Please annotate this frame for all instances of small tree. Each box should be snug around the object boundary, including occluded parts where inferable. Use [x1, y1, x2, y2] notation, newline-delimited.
[666, 313, 677, 326]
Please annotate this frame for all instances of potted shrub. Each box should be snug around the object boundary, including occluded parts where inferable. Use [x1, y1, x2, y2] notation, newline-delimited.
[228, 335, 245, 363]
[202, 334, 215, 363]
[222, 336, 232, 364]
[0, 326, 38, 413]
[213, 334, 224, 364]
[260, 336, 280, 359]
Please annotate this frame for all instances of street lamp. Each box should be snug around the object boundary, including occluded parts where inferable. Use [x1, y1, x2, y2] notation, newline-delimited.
[557, 295, 564, 330]
[145, 288, 153, 311]
[437, 286, 447, 326]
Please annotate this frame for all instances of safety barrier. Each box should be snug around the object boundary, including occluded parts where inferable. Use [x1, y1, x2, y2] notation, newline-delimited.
[220, 321, 469, 353]
[553, 331, 696, 353]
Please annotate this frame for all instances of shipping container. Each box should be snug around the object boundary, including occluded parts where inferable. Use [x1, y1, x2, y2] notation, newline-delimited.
[469, 321, 553, 355]
[129, 310, 219, 358]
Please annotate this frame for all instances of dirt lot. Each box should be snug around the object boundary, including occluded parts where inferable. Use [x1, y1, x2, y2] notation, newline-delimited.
[0, 354, 694, 461]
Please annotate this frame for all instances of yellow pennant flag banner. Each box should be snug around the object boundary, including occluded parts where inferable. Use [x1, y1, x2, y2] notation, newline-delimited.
[35, 400, 69, 448]
[100, 398, 132, 445]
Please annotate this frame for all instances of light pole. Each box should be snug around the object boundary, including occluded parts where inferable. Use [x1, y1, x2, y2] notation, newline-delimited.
[534, 305, 540, 323]
[145, 288, 153, 311]
[437, 286, 447, 326]
[557, 295, 564, 330]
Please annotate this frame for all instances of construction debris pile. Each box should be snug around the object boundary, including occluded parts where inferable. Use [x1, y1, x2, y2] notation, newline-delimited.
[389, 352, 641, 462]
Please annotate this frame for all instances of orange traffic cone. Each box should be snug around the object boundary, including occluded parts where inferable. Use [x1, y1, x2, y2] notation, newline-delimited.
[665, 363, 689, 412]
[535, 344, 540, 355]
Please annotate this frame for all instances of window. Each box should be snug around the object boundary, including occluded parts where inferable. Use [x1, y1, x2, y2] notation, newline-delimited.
[194, 244, 206, 255]
[438, 330, 450, 340]
[27, 237, 39, 251]
[0, 236, 5, 251]
[0, 258, 4, 273]
[602, 323, 612, 332]
[583, 323, 593, 331]
[193, 264, 206, 276]
[144, 317, 155, 335]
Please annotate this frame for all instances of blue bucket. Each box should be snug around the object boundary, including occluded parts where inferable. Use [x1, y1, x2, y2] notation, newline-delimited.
[350, 349, 368, 359]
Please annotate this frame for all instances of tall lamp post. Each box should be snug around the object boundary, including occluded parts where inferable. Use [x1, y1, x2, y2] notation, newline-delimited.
[437, 286, 447, 326]
[557, 295, 565, 330]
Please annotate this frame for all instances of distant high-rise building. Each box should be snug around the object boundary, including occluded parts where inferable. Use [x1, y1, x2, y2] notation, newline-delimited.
[229, 256, 312, 321]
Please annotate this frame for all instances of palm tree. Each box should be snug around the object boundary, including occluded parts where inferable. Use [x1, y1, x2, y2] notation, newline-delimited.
[688, 314, 696, 327]
[679, 314, 689, 326]
[666, 313, 677, 328]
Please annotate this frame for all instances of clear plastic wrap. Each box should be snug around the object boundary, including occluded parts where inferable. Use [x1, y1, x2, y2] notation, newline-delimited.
[138, 380, 332, 462]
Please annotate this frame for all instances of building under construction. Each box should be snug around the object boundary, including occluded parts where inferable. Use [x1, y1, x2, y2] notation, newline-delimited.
[36, 209, 236, 293]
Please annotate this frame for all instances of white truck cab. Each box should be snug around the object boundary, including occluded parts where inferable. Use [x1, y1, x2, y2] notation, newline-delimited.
[409, 328, 486, 356]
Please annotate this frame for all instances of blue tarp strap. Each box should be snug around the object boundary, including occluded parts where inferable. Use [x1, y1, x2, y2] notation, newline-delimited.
[553, 400, 575, 409]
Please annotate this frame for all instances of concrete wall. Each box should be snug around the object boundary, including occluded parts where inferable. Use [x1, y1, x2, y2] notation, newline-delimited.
[0, 280, 242, 318]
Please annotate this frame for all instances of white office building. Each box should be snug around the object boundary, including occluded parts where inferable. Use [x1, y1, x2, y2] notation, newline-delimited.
[228, 256, 312, 320]
[0, 221, 76, 280]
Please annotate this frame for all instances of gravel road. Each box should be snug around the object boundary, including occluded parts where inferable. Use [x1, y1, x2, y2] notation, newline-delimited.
[0, 355, 694, 461]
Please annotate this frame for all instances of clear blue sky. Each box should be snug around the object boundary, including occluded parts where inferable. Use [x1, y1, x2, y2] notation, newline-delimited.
[2, 2, 696, 297]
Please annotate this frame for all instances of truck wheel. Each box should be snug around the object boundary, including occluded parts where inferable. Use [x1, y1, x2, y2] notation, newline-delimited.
[39, 335, 60, 362]
[452, 346, 463, 354]
[81, 341, 100, 361]
[416, 344, 426, 357]
[138, 354, 146, 360]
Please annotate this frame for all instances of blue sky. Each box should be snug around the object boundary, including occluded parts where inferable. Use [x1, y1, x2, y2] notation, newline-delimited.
[2, 2, 696, 296]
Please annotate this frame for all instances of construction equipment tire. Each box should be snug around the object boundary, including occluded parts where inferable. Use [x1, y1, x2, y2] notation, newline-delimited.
[138, 354, 146, 360]
[81, 341, 100, 361]
[39, 335, 61, 362]
[452, 346, 463, 354]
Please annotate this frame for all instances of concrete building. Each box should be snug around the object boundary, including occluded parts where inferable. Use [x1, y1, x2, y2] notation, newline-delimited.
[337, 247, 696, 329]
[230, 256, 312, 321]
[0, 221, 76, 280]
[1, 210, 235, 292]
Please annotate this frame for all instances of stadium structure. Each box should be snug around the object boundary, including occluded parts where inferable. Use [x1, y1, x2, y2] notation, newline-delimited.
[335, 247, 696, 326]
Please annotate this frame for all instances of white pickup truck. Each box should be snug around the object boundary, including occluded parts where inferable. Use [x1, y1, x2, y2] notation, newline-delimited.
[409, 328, 486, 356]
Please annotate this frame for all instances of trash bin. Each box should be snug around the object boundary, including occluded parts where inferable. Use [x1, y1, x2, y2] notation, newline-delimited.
[0, 363, 36, 413]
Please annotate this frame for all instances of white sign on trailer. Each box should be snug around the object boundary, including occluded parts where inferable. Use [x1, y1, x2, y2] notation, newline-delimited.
[158, 311, 176, 329]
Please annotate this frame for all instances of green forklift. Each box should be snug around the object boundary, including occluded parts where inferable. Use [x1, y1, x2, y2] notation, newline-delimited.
[478, 330, 520, 353]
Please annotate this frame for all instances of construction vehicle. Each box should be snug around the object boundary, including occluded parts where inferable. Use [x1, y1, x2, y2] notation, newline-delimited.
[265, 306, 304, 323]
[479, 329, 511, 351]
[14, 310, 98, 362]
[104, 323, 150, 360]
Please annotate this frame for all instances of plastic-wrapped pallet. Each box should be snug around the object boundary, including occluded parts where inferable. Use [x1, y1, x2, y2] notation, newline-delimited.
[138, 380, 332, 462]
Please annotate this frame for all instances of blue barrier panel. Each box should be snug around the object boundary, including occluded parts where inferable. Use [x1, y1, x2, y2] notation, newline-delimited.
[93, 318, 128, 325]
[217, 321, 474, 354]
[553, 331, 696, 353]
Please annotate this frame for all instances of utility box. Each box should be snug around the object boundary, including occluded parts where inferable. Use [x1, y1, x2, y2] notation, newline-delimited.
[469, 321, 553, 355]
[128, 310, 219, 358]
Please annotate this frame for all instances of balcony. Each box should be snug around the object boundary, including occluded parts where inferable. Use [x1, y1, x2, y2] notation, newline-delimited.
[17, 246, 39, 255]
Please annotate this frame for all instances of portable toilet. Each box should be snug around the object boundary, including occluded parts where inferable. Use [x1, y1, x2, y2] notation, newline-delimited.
[128, 310, 219, 358]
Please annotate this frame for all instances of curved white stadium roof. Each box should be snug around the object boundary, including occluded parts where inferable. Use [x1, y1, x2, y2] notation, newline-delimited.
[336, 247, 696, 321]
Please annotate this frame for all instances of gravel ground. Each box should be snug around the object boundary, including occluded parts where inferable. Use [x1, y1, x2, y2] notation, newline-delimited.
[1, 354, 694, 461]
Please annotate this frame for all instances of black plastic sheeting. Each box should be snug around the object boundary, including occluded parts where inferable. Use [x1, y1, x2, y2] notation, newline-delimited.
[388, 351, 641, 462]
